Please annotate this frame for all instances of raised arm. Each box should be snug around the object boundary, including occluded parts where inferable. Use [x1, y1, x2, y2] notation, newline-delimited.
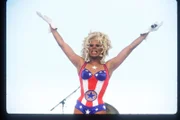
[107, 21, 163, 75]
[107, 33, 149, 75]
[36, 11, 84, 70]
[50, 27, 83, 69]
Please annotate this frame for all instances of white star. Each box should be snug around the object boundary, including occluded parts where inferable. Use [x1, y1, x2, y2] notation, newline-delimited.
[92, 66, 97, 69]
[86, 109, 90, 114]
[103, 105, 106, 109]
[95, 74, 98, 77]
[79, 105, 82, 109]
[89, 73, 92, 76]
[95, 108, 98, 111]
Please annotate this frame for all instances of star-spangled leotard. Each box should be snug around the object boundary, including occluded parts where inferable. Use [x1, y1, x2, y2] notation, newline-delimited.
[75, 62, 110, 114]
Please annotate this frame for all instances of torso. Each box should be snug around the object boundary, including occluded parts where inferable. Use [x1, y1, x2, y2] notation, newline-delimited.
[77, 62, 110, 107]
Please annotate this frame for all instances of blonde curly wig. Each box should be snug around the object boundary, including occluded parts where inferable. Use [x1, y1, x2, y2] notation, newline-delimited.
[81, 31, 112, 64]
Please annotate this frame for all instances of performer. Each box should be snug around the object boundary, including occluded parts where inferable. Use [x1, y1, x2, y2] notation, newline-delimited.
[36, 11, 162, 114]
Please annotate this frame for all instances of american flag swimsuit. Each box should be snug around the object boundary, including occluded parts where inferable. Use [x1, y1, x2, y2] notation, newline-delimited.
[75, 62, 110, 114]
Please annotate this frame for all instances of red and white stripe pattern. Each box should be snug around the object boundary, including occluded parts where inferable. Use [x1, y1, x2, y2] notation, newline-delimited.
[78, 63, 110, 107]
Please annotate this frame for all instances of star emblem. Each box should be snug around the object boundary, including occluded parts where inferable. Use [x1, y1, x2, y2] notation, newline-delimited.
[92, 66, 97, 69]
[103, 105, 106, 109]
[95, 108, 98, 111]
[89, 73, 92, 76]
[95, 74, 98, 77]
[87, 91, 95, 99]
[85, 90, 97, 101]
[86, 109, 90, 114]
[79, 105, 82, 109]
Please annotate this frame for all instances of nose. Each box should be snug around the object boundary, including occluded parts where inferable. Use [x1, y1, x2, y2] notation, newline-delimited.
[92, 45, 97, 48]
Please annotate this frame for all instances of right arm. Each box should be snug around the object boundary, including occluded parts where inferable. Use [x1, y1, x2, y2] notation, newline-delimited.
[50, 27, 84, 70]
[36, 11, 84, 70]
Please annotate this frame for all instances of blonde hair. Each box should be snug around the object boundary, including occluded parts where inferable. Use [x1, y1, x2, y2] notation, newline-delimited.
[81, 31, 112, 64]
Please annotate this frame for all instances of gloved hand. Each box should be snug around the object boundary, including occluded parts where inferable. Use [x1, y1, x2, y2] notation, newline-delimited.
[141, 21, 163, 35]
[36, 11, 57, 31]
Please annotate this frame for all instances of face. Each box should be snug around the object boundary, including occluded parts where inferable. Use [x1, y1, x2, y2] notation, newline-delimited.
[88, 39, 103, 58]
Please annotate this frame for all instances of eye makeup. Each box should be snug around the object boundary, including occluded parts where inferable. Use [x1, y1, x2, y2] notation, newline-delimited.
[88, 44, 102, 48]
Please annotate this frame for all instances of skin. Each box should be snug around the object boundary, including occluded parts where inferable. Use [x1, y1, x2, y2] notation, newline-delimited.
[49, 25, 149, 114]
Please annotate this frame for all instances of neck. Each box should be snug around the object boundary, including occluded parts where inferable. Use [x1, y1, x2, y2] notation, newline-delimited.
[89, 60, 101, 65]
[90, 56, 102, 63]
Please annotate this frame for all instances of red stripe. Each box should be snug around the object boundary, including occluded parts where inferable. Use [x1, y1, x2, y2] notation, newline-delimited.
[78, 62, 87, 101]
[86, 101, 92, 107]
[98, 64, 110, 104]
[98, 80, 108, 104]
[78, 77, 84, 101]
[88, 76, 98, 90]
[78, 62, 87, 76]
[85, 76, 98, 107]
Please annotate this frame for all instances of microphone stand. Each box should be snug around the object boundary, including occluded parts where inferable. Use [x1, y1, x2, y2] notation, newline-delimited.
[50, 86, 80, 114]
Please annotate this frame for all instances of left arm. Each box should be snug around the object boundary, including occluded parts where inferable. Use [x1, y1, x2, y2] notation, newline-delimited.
[106, 33, 149, 75]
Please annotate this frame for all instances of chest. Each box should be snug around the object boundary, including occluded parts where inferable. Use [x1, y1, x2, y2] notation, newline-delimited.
[80, 68, 107, 81]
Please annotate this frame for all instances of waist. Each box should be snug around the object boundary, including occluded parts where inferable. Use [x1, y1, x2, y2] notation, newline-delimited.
[76, 100, 106, 109]
[78, 90, 105, 107]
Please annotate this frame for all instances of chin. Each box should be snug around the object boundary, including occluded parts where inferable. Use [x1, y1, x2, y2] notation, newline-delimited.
[90, 55, 102, 59]
[90, 56, 98, 58]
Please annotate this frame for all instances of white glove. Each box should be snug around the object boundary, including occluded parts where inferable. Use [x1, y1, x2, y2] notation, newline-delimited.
[36, 11, 57, 31]
[141, 21, 163, 34]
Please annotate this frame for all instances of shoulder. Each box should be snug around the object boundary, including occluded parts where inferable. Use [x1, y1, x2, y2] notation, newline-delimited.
[77, 57, 85, 72]
[105, 60, 113, 77]
[105, 59, 112, 69]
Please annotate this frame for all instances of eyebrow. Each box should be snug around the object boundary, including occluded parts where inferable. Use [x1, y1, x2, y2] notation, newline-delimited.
[89, 43, 101, 45]
[88, 44, 102, 47]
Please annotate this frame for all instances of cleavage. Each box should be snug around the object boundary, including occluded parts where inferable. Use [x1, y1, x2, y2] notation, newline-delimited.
[81, 68, 107, 81]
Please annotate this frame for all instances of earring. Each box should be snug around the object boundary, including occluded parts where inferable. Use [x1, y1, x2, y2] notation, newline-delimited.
[99, 51, 103, 57]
